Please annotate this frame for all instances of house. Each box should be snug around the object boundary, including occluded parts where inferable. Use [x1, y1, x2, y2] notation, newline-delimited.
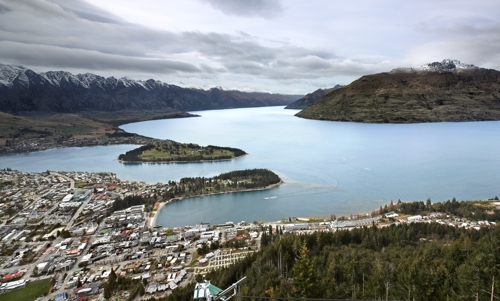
[407, 215, 423, 222]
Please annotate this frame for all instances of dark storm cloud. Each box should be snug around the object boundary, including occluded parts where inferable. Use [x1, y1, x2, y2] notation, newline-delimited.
[200, 0, 284, 18]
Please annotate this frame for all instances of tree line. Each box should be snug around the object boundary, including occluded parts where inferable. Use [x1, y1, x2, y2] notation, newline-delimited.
[156, 223, 500, 301]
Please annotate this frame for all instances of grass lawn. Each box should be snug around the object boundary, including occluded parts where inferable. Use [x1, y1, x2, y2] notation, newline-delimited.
[0, 278, 52, 301]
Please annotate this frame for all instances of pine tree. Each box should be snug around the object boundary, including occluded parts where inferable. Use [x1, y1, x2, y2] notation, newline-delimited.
[292, 242, 317, 298]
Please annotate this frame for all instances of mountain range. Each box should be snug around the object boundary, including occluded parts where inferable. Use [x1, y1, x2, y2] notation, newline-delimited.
[296, 60, 500, 123]
[284, 84, 345, 109]
[0, 64, 301, 113]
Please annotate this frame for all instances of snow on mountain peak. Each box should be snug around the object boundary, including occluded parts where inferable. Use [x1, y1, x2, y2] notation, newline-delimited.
[418, 59, 478, 72]
[0, 64, 28, 86]
[391, 59, 479, 74]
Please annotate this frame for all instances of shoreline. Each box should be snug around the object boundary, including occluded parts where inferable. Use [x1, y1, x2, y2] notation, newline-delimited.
[149, 180, 283, 228]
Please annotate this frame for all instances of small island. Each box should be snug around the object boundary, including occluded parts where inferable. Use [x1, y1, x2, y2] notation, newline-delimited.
[118, 140, 246, 163]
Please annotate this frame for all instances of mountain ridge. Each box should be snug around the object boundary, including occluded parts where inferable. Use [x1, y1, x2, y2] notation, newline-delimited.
[285, 84, 345, 110]
[0, 64, 301, 113]
[296, 60, 500, 123]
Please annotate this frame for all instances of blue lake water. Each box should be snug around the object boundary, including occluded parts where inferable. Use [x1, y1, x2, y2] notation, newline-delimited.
[1, 106, 500, 227]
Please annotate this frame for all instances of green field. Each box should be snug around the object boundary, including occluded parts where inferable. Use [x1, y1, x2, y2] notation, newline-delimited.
[0, 279, 52, 301]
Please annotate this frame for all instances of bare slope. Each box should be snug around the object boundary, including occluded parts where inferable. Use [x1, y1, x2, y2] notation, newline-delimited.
[296, 61, 500, 123]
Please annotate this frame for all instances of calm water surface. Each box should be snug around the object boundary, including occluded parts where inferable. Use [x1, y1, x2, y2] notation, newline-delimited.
[1, 107, 500, 227]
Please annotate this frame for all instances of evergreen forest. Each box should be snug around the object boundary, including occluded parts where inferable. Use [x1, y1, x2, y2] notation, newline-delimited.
[157, 222, 500, 301]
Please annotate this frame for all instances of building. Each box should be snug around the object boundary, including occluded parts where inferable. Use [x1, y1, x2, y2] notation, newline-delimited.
[0, 279, 28, 291]
[284, 224, 309, 231]
[407, 215, 423, 222]
[2, 271, 23, 282]
[193, 281, 224, 300]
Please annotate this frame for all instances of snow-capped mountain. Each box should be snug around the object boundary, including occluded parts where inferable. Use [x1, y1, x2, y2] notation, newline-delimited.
[0, 64, 300, 112]
[391, 59, 479, 74]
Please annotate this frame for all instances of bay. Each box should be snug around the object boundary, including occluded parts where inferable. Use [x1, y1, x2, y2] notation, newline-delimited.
[124, 107, 500, 227]
[1, 106, 500, 227]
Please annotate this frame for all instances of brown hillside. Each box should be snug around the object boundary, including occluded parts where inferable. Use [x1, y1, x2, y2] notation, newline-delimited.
[296, 68, 500, 123]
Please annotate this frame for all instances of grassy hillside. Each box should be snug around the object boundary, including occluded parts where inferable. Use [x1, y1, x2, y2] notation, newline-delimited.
[0, 109, 199, 146]
[297, 69, 500, 123]
[0, 112, 116, 145]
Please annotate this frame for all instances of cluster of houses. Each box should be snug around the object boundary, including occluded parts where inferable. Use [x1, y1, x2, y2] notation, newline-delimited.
[6, 169, 500, 300]
[394, 212, 498, 230]
[145, 269, 188, 295]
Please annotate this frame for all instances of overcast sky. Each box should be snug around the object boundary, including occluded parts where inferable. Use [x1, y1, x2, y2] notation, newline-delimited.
[0, 0, 499, 94]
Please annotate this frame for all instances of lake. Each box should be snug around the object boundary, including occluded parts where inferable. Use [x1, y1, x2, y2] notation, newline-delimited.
[1, 106, 500, 227]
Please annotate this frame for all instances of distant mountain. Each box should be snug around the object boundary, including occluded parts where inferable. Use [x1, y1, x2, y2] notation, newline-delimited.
[285, 85, 345, 109]
[0, 64, 301, 113]
[296, 60, 500, 123]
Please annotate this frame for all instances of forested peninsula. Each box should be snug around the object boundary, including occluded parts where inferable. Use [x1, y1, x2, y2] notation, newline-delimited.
[111, 169, 282, 213]
[118, 141, 246, 163]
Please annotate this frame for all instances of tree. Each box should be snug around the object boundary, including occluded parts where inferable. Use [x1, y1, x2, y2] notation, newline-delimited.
[292, 242, 317, 298]
[103, 282, 112, 299]
[138, 283, 145, 296]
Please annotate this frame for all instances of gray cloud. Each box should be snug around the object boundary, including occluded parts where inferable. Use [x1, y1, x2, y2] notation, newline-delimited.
[408, 17, 500, 70]
[0, 3, 10, 13]
[0, 41, 201, 74]
[199, 0, 283, 18]
[49, 0, 127, 24]
[0, 0, 75, 19]
[0, 0, 407, 93]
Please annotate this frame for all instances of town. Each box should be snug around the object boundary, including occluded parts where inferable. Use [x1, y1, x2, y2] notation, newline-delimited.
[0, 169, 498, 301]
